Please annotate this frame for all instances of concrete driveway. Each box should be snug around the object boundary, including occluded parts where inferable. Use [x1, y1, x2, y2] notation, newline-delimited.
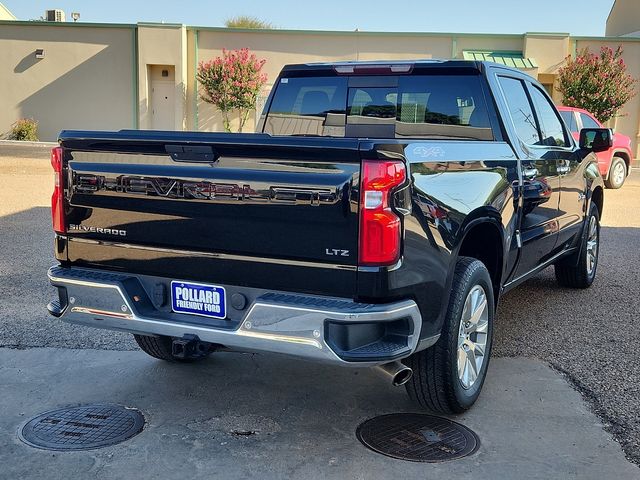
[1, 350, 637, 480]
[1, 147, 639, 478]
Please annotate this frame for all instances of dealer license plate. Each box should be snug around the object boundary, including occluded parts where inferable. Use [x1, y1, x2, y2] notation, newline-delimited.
[171, 281, 226, 319]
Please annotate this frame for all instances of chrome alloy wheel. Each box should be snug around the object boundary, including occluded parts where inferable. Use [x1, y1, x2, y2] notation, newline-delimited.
[613, 161, 626, 186]
[586, 215, 599, 276]
[457, 285, 489, 390]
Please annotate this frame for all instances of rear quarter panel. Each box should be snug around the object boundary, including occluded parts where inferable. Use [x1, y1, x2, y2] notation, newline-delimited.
[357, 140, 519, 339]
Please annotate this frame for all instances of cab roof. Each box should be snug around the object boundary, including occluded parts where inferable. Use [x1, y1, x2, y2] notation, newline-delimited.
[280, 59, 522, 76]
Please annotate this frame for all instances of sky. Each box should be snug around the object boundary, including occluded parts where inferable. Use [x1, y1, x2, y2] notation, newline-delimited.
[4, 0, 615, 36]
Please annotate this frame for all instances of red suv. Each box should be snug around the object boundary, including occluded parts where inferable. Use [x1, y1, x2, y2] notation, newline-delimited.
[558, 106, 633, 189]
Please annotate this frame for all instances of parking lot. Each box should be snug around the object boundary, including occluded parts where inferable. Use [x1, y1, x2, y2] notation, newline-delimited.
[1, 146, 639, 478]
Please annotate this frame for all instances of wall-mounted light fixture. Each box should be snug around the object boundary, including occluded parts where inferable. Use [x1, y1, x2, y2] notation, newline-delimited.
[35, 49, 45, 59]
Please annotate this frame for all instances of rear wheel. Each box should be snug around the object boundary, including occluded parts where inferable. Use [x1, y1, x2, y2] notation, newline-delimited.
[554, 202, 600, 289]
[133, 334, 212, 362]
[605, 157, 627, 189]
[404, 257, 494, 414]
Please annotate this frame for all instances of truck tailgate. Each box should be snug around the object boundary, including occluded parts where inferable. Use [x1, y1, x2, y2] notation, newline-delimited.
[59, 131, 361, 296]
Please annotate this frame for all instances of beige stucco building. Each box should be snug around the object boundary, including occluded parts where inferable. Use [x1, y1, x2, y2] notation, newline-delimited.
[1, 1, 639, 158]
[0, 2, 15, 21]
[606, 0, 640, 37]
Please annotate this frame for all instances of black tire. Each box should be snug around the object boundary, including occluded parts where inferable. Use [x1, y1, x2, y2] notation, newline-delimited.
[605, 157, 627, 189]
[404, 257, 494, 414]
[133, 334, 211, 362]
[554, 202, 600, 289]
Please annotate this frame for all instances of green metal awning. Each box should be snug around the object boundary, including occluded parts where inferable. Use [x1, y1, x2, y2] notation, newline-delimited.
[463, 50, 538, 69]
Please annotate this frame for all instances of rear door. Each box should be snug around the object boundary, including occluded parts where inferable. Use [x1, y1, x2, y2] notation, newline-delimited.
[495, 75, 562, 277]
[526, 86, 585, 252]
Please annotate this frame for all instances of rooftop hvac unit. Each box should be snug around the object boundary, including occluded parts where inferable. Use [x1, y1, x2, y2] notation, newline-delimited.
[45, 9, 65, 22]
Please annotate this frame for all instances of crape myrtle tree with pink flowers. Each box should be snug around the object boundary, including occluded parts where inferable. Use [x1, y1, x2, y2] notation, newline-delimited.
[556, 46, 637, 124]
[197, 48, 268, 132]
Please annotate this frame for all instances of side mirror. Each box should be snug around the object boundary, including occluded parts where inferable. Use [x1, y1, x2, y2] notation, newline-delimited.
[579, 128, 613, 152]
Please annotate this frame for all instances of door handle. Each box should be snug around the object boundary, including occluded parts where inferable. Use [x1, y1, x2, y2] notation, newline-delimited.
[522, 167, 538, 180]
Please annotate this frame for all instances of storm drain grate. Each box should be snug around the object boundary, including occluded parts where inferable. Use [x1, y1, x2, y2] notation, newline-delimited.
[19, 404, 145, 451]
[356, 413, 479, 462]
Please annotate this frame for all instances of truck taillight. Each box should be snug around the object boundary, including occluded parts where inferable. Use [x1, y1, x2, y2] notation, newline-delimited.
[51, 146, 66, 234]
[359, 160, 406, 266]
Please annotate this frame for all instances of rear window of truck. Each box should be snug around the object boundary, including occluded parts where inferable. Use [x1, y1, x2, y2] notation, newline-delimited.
[264, 74, 493, 140]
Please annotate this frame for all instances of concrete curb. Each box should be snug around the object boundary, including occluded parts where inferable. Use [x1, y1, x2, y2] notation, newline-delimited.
[0, 141, 55, 160]
[0, 140, 57, 147]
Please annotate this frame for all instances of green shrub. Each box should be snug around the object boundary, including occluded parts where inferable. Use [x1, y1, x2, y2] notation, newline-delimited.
[10, 118, 39, 141]
[197, 49, 267, 132]
[557, 46, 637, 123]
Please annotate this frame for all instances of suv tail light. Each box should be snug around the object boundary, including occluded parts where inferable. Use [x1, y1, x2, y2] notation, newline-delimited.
[359, 160, 406, 266]
[51, 146, 66, 234]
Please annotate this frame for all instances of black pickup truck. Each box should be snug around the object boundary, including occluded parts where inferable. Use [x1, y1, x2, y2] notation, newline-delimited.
[47, 60, 610, 413]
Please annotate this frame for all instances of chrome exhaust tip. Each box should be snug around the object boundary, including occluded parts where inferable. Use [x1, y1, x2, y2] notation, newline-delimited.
[375, 361, 413, 387]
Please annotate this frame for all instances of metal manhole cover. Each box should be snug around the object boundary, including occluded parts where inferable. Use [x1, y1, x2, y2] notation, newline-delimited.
[19, 404, 145, 451]
[356, 413, 479, 462]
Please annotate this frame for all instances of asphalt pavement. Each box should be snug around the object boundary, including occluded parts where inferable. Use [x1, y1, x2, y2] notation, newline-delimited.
[1, 149, 639, 475]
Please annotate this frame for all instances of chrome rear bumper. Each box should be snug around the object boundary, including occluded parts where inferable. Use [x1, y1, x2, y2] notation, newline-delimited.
[47, 266, 432, 367]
